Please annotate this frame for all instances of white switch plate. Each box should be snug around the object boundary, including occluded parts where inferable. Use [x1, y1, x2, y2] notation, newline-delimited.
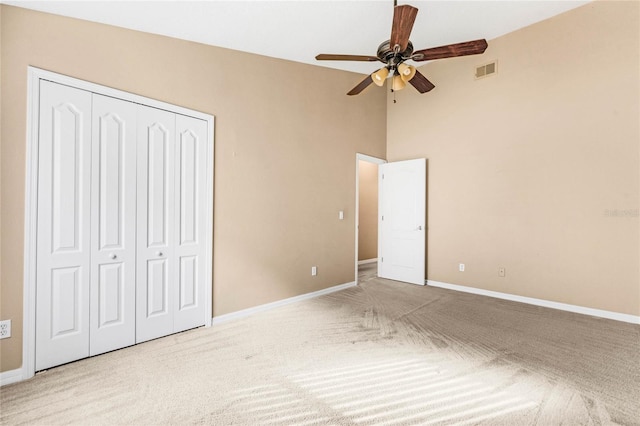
[311, 266, 317, 276]
[339, 211, 344, 220]
[459, 263, 465, 272]
[0, 320, 11, 339]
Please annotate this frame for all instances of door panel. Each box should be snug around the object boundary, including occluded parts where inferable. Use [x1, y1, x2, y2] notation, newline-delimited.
[90, 94, 137, 356]
[97, 263, 124, 327]
[50, 267, 82, 337]
[378, 158, 426, 286]
[173, 115, 208, 332]
[137, 105, 176, 343]
[97, 112, 125, 250]
[179, 133, 197, 245]
[147, 124, 169, 247]
[147, 259, 168, 316]
[36, 81, 92, 371]
[179, 256, 197, 309]
[51, 103, 82, 253]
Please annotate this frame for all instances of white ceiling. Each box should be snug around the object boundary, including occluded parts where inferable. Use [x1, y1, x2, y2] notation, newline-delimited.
[4, 0, 591, 74]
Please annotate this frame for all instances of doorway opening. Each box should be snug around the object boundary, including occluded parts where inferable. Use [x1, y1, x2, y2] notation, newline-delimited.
[355, 154, 386, 283]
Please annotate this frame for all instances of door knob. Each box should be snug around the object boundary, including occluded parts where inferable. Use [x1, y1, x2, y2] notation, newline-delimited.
[156, 251, 163, 257]
[417, 226, 422, 231]
[109, 253, 117, 260]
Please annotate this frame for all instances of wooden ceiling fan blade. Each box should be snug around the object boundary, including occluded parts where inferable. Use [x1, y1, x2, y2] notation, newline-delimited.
[347, 74, 375, 96]
[412, 39, 488, 61]
[390, 5, 418, 52]
[408, 70, 435, 93]
[316, 54, 380, 62]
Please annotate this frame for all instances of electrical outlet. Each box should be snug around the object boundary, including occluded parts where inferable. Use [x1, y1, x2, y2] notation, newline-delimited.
[459, 263, 465, 272]
[499, 267, 506, 277]
[0, 320, 11, 339]
[311, 266, 317, 276]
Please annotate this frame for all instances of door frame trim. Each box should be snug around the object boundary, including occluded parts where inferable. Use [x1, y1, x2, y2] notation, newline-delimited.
[355, 153, 386, 284]
[22, 67, 215, 381]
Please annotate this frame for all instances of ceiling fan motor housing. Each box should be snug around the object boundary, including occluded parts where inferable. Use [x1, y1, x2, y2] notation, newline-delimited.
[377, 40, 414, 68]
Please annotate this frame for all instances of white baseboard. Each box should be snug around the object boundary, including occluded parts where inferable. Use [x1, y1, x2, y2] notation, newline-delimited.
[427, 280, 640, 325]
[358, 258, 377, 265]
[1, 368, 24, 387]
[212, 281, 357, 325]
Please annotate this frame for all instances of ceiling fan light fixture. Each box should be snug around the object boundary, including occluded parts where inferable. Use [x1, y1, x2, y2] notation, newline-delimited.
[398, 63, 417, 82]
[371, 67, 389, 86]
[392, 74, 406, 91]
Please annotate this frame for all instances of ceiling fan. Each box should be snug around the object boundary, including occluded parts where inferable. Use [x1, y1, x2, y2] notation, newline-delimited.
[316, 2, 488, 96]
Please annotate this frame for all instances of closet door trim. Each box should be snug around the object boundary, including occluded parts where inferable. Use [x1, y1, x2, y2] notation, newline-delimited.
[22, 67, 214, 382]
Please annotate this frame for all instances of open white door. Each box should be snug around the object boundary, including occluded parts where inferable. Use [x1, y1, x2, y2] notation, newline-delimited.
[378, 158, 426, 285]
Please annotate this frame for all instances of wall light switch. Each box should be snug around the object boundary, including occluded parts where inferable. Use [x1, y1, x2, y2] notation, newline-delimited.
[311, 266, 317, 276]
[339, 211, 344, 220]
[459, 263, 465, 272]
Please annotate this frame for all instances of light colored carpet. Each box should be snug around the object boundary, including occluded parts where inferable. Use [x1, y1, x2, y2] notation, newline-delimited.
[1, 264, 639, 425]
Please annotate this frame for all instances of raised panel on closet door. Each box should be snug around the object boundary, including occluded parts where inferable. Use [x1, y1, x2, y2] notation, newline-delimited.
[136, 105, 176, 343]
[36, 80, 92, 371]
[173, 114, 208, 332]
[89, 94, 137, 356]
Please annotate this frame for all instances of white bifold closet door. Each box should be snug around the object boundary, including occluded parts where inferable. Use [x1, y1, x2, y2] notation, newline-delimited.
[173, 114, 208, 332]
[135, 106, 176, 343]
[36, 81, 92, 370]
[89, 94, 137, 356]
[36, 85, 138, 370]
[36, 80, 209, 370]
[136, 107, 208, 343]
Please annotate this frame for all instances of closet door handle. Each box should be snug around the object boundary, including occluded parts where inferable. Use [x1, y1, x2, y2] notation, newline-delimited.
[156, 251, 164, 257]
[109, 253, 117, 260]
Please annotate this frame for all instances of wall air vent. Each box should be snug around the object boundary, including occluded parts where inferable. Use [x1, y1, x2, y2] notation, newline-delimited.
[475, 60, 497, 79]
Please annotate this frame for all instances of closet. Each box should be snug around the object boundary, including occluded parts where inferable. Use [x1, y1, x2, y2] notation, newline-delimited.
[34, 78, 212, 371]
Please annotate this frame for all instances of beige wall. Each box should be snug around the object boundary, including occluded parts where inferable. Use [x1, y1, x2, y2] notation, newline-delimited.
[358, 160, 378, 261]
[387, 1, 639, 315]
[0, 5, 386, 372]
